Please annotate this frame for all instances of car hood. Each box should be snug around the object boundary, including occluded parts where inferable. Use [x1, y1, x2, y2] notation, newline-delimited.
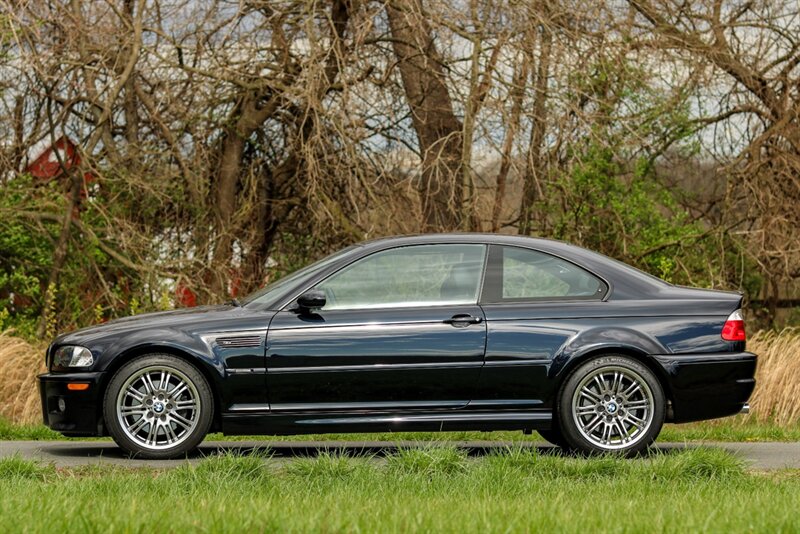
[54, 305, 241, 346]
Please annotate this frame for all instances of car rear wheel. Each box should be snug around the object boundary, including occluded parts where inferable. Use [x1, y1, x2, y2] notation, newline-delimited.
[103, 354, 213, 459]
[558, 355, 665, 456]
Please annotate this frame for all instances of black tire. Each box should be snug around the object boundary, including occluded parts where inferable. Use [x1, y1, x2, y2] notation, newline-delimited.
[537, 424, 569, 449]
[103, 354, 214, 459]
[557, 354, 665, 456]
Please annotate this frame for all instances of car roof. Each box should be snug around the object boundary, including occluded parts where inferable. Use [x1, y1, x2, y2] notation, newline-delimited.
[358, 232, 564, 247]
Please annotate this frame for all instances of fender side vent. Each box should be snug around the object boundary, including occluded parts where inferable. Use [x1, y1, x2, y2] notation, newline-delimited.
[216, 335, 262, 348]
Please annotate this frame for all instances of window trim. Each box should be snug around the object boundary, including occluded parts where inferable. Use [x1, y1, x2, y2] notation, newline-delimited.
[281, 243, 490, 312]
[479, 244, 610, 304]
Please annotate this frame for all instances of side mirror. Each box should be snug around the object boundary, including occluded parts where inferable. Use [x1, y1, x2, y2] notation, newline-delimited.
[296, 289, 326, 312]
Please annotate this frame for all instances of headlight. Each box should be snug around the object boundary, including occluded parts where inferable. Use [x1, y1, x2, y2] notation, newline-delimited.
[53, 346, 94, 368]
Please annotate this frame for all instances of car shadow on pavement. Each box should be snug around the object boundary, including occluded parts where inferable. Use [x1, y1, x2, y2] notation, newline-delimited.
[207, 442, 699, 460]
[38, 440, 699, 462]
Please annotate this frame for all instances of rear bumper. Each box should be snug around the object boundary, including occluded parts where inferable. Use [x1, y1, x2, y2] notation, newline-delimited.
[653, 352, 756, 423]
[38, 372, 105, 437]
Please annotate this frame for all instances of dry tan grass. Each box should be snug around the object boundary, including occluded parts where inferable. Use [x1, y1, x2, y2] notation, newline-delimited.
[0, 330, 46, 425]
[748, 328, 800, 425]
[0, 329, 800, 426]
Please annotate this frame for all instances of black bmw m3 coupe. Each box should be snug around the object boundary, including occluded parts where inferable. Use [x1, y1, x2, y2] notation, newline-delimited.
[39, 234, 756, 458]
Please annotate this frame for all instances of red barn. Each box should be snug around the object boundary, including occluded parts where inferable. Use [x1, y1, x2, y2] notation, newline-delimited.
[25, 136, 81, 180]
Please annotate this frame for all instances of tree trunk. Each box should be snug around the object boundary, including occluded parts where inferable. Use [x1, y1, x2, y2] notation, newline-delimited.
[36, 173, 82, 338]
[491, 58, 528, 233]
[121, 0, 139, 150]
[519, 21, 553, 236]
[387, 0, 463, 231]
[209, 90, 285, 297]
[240, 151, 301, 292]
[210, 105, 248, 297]
[227, 0, 351, 289]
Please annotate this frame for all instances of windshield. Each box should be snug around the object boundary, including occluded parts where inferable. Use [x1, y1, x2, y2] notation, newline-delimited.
[240, 245, 360, 309]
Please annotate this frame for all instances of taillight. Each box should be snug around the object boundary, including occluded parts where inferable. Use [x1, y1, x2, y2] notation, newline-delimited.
[721, 309, 746, 341]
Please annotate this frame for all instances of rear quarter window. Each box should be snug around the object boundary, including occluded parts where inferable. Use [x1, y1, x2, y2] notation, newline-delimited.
[483, 245, 607, 302]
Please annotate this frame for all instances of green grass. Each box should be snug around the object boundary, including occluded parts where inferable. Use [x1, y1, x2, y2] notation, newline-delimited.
[4, 415, 800, 443]
[0, 418, 62, 440]
[659, 417, 800, 442]
[204, 415, 800, 443]
[1, 447, 798, 532]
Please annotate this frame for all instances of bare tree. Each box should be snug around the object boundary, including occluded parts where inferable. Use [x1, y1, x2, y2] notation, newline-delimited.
[627, 0, 800, 320]
[1, 0, 797, 332]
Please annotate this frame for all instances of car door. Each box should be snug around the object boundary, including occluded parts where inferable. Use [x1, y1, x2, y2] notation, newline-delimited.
[265, 243, 488, 412]
[475, 244, 609, 408]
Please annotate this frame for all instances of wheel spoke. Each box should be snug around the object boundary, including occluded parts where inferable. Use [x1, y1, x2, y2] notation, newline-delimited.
[601, 422, 612, 444]
[127, 416, 148, 435]
[143, 373, 158, 395]
[583, 415, 603, 434]
[125, 386, 144, 402]
[164, 423, 179, 444]
[622, 382, 641, 398]
[610, 372, 621, 395]
[158, 371, 170, 391]
[175, 399, 196, 410]
[580, 387, 602, 403]
[169, 383, 188, 401]
[120, 405, 146, 416]
[145, 421, 158, 446]
[171, 412, 194, 430]
[624, 412, 646, 426]
[592, 375, 605, 393]
[612, 419, 627, 442]
[617, 417, 629, 437]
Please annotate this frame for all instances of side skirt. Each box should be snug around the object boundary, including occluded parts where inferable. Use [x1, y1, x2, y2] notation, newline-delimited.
[221, 409, 552, 436]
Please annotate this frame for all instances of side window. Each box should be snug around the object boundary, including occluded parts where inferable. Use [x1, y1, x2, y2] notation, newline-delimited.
[485, 246, 606, 301]
[316, 244, 486, 311]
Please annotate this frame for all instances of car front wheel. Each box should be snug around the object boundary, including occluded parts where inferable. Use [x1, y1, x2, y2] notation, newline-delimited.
[103, 354, 213, 459]
[558, 355, 665, 456]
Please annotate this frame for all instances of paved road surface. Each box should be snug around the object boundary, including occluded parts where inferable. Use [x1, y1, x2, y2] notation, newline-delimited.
[1, 440, 799, 470]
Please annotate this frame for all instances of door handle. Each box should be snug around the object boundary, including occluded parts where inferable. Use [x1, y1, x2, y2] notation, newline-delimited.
[444, 314, 483, 327]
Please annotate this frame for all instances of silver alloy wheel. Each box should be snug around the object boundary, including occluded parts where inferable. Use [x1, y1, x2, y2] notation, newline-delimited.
[116, 365, 200, 451]
[571, 365, 655, 450]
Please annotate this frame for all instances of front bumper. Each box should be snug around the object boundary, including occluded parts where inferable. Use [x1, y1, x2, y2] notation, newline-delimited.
[38, 372, 106, 436]
[654, 351, 757, 423]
